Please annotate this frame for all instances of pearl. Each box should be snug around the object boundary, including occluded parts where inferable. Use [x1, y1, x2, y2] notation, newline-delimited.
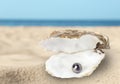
[72, 63, 82, 73]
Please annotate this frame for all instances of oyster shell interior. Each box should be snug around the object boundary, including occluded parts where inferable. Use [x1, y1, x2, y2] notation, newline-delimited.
[46, 50, 105, 78]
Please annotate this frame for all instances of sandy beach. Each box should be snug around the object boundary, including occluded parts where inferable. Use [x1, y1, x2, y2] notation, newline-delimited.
[0, 26, 119, 84]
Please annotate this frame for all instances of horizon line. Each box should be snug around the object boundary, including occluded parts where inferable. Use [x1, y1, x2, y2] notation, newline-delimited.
[0, 19, 120, 21]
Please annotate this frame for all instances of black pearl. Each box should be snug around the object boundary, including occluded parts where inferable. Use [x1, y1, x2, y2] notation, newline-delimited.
[72, 63, 82, 73]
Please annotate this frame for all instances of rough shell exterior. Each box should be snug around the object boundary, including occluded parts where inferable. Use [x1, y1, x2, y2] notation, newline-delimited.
[50, 30, 110, 50]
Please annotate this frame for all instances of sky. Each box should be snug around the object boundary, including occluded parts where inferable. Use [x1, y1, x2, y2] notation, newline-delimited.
[0, 0, 120, 20]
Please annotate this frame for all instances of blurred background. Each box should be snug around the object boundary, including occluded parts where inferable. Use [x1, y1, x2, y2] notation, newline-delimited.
[0, 0, 120, 26]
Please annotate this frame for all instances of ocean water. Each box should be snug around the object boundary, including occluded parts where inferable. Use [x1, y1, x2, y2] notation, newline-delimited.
[0, 20, 120, 26]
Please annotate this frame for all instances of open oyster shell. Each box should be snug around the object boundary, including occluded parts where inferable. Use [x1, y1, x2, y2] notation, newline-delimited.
[46, 50, 105, 78]
[42, 30, 110, 53]
[42, 30, 110, 78]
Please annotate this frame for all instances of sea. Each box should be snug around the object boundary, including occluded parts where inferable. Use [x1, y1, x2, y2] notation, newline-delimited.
[0, 20, 120, 26]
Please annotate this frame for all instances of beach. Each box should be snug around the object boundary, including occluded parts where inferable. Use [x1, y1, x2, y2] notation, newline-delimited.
[0, 26, 119, 84]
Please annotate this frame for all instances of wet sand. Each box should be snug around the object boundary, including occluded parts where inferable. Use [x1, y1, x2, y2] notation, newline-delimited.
[0, 26, 119, 84]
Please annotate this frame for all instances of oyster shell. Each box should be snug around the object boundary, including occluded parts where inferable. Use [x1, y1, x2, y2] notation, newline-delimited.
[42, 30, 110, 78]
[42, 30, 110, 53]
[46, 50, 105, 78]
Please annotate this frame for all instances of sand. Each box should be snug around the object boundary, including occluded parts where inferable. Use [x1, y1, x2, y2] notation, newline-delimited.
[0, 26, 119, 84]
